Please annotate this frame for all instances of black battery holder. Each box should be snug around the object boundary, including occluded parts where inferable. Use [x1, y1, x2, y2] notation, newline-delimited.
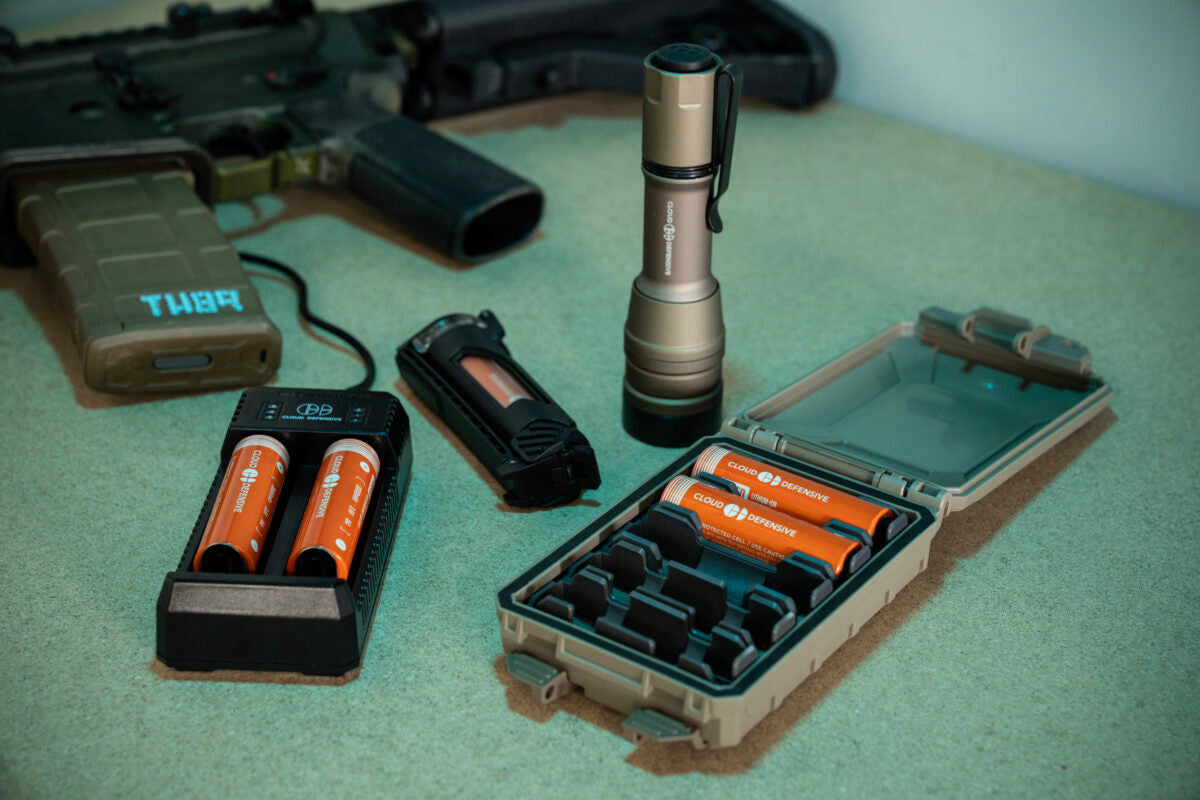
[396, 310, 600, 507]
[156, 387, 414, 676]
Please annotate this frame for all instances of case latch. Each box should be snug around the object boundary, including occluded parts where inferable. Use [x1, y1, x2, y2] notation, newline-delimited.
[917, 306, 1092, 390]
[622, 708, 706, 748]
[505, 652, 575, 703]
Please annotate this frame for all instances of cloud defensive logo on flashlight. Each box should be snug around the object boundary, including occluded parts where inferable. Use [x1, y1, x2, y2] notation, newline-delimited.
[621, 43, 741, 447]
[662, 200, 675, 275]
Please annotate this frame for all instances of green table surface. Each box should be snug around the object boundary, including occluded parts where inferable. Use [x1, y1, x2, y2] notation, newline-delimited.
[1, 98, 1198, 798]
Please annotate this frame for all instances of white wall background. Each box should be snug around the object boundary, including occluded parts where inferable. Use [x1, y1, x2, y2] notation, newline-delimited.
[782, 0, 1200, 212]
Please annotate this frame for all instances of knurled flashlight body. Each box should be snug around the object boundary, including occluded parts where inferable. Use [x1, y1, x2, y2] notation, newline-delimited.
[623, 44, 741, 446]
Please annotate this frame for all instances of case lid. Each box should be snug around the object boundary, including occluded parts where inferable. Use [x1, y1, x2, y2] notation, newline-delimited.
[723, 307, 1113, 514]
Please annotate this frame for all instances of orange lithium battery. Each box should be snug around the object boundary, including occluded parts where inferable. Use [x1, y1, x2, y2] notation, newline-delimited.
[193, 435, 289, 573]
[459, 354, 532, 408]
[660, 476, 868, 576]
[287, 439, 380, 579]
[693, 445, 901, 543]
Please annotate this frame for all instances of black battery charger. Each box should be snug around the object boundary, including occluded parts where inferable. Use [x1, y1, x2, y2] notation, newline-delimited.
[156, 387, 413, 676]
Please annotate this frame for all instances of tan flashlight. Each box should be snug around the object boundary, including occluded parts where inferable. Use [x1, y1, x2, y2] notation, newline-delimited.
[623, 43, 742, 447]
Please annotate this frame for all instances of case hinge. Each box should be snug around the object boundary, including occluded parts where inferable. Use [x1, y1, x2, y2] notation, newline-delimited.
[906, 481, 949, 511]
[875, 471, 908, 497]
[874, 473, 947, 511]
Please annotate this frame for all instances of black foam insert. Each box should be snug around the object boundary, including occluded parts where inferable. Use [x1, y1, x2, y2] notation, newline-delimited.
[595, 618, 655, 655]
[565, 566, 613, 620]
[661, 563, 728, 631]
[706, 624, 757, 680]
[627, 502, 705, 567]
[766, 552, 834, 613]
[743, 585, 798, 649]
[623, 590, 695, 662]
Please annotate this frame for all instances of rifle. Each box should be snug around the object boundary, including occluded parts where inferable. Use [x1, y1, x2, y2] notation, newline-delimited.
[0, 0, 835, 392]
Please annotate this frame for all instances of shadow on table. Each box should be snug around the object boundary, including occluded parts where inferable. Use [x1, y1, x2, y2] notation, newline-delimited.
[149, 658, 359, 686]
[492, 407, 1116, 775]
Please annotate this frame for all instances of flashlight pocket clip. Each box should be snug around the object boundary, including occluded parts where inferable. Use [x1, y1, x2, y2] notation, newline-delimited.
[706, 63, 743, 234]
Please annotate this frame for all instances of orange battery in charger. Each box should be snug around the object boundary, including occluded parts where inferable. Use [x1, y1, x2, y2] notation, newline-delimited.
[286, 439, 380, 579]
[660, 476, 868, 576]
[193, 435, 290, 574]
[693, 445, 902, 543]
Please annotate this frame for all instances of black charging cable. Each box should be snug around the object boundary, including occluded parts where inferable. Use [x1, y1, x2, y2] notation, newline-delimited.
[237, 251, 376, 391]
